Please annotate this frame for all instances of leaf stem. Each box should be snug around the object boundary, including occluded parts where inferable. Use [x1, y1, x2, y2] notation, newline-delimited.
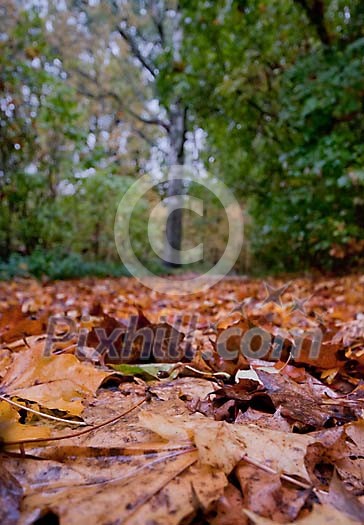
[242, 454, 312, 490]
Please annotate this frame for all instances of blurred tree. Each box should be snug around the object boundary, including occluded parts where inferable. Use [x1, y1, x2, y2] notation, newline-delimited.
[179, 0, 364, 271]
[0, 2, 86, 258]
[47, 0, 190, 265]
[2, 0, 363, 276]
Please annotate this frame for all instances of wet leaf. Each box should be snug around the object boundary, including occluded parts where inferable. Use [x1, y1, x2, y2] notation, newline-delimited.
[0, 462, 22, 525]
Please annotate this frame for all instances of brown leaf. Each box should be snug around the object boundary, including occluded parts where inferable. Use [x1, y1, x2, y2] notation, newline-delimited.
[0, 462, 22, 525]
[87, 309, 185, 364]
[139, 413, 315, 480]
[0, 304, 47, 344]
[318, 471, 364, 522]
[0, 341, 110, 415]
[236, 461, 309, 522]
[235, 407, 292, 432]
[0, 274, 363, 524]
[245, 503, 361, 524]
[209, 483, 248, 525]
[256, 369, 356, 429]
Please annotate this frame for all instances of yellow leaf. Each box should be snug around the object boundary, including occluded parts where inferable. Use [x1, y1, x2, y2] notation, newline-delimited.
[1, 342, 110, 415]
[0, 401, 50, 443]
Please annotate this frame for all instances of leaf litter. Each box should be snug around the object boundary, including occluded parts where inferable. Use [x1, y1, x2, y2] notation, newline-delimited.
[0, 274, 363, 524]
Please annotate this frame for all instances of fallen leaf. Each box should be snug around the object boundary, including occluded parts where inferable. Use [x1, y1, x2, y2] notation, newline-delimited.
[0, 462, 23, 525]
[208, 483, 248, 525]
[139, 412, 315, 480]
[236, 460, 309, 522]
[0, 275, 363, 524]
[0, 304, 47, 344]
[244, 503, 362, 524]
[318, 470, 364, 522]
[110, 362, 177, 380]
[0, 400, 51, 443]
[0, 342, 110, 415]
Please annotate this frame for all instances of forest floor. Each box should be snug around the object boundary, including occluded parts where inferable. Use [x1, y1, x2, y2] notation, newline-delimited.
[0, 274, 364, 525]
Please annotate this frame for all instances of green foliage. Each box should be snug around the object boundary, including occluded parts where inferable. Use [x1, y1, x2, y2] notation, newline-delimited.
[2, 1, 364, 277]
[0, 7, 147, 277]
[0, 8, 87, 259]
[252, 34, 364, 270]
[180, 0, 364, 271]
[0, 250, 130, 281]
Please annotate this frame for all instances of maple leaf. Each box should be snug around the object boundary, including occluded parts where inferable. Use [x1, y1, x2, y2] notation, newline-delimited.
[0, 275, 363, 525]
[0, 340, 111, 416]
[139, 412, 315, 481]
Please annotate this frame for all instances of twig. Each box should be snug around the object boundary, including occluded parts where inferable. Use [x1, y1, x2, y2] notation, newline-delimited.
[184, 365, 230, 380]
[0, 394, 86, 426]
[2, 397, 147, 448]
[242, 454, 312, 490]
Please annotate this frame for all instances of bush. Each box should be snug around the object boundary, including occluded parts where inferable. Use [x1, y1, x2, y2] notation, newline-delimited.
[0, 250, 131, 280]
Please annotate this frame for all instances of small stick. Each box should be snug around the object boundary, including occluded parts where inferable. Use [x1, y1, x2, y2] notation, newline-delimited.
[3, 442, 194, 461]
[319, 399, 361, 407]
[2, 397, 147, 448]
[184, 364, 230, 379]
[0, 394, 87, 426]
[241, 454, 312, 490]
[276, 352, 293, 372]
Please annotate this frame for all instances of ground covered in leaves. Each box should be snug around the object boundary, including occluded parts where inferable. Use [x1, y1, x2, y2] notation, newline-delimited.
[0, 274, 364, 525]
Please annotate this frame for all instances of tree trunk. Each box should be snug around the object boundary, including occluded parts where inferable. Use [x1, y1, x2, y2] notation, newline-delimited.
[163, 102, 186, 267]
[294, 0, 331, 45]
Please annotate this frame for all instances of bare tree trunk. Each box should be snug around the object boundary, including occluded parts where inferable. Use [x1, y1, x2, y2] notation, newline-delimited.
[163, 10, 187, 268]
[163, 102, 187, 267]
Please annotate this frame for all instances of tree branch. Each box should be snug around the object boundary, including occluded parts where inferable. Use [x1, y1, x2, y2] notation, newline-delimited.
[177, 105, 188, 162]
[117, 25, 157, 79]
[74, 68, 170, 131]
[148, 0, 166, 45]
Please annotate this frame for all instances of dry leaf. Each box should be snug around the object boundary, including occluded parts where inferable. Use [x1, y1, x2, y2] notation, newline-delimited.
[318, 471, 364, 522]
[139, 412, 314, 480]
[244, 503, 362, 524]
[208, 483, 248, 525]
[236, 461, 309, 522]
[0, 400, 51, 443]
[0, 342, 110, 415]
[0, 275, 363, 524]
[0, 462, 23, 525]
